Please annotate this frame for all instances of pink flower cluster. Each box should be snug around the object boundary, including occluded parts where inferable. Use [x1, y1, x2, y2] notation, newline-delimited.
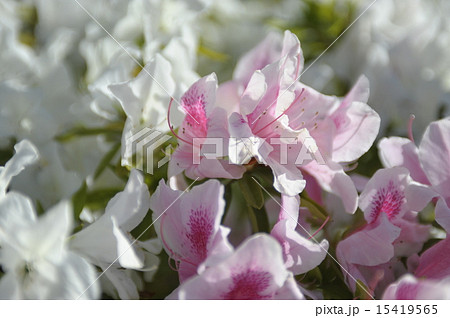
[149, 31, 450, 299]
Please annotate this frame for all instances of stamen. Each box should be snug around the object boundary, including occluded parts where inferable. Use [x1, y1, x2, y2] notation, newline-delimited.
[167, 98, 193, 145]
[253, 88, 305, 135]
[308, 216, 330, 239]
[408, 114, 416, 143]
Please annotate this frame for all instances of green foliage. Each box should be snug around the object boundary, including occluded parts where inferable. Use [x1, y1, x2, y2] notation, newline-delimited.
[130, 209, 157, 242]
[268, 0, 356, 63]
[0, 139, 15, 167]
[238, 173, 265, 209]
[353, 144, 383, 177]
[94, 142, 121, 180]
[72, 181, 88, 222]
[300, 192, 328, 221]
[247, 204, 270, 234]
[142, 251, 181, 299]
[300, 252, 354, 299]
[18, 4, 38, 48]
[55, 123, 124, 143]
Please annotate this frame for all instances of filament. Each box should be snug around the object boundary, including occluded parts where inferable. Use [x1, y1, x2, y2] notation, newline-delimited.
[253, 88, 305, 135]
[308, 216, 330, 239]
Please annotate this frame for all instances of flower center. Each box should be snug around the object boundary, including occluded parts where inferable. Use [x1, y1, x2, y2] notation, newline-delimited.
[185, 207, 214, 261]
[181, 90, 208, 136]
[369, 180, 405, 222]
[222, 268, 272, 300]
[16, 261, 35, 288]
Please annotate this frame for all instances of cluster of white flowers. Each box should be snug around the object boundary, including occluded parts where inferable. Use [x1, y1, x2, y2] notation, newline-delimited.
[317, 0, 450, 135]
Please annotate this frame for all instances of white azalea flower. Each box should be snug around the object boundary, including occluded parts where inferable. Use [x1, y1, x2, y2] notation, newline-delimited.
[108, 54, 184, 168]
[0, 194, 99, 299]
[323, 0, 450, 135]
[11, 142, 82, 208]
[71, 169, 161, 299]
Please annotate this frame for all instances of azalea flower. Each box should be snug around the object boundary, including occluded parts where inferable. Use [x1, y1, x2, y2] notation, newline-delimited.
[337, 167, 433, 295]
[71, 169, 160, 299]
[168, 73, 245, 179]
[167, 234, 304, 300]
[149, 179, 233, 283]
[226, 31, 379, 212]
[0, 194, 99, 299]
[227, 30, 308, 196]
[108, 54, 178, 169]
[270, 194, 329, 275]
[378, 117, 450, 233]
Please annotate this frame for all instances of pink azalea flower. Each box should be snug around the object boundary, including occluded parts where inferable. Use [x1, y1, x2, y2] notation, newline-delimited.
[149, 179, 233, 283]
[227, 30, 307, 196]
[383, 274, 450, 300]
[378, 117, 450, 232]
[168, 74, 245, 180]
[216, 31, 299, 115]
[300, 76, 380, 213]
[359, 167, 433, 256]
[337, 167, 433, 294]
[226, 31, 379, 211]
[270, 194, 329, 275]
[166, 234, 304, 300]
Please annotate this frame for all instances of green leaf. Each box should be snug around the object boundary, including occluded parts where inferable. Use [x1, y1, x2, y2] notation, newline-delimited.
[247, 205, 270, 234]
[35, 200, 45, 216]
[301, 266, 323, 288]
[198, 44, 229, 62]
[72, 181, 88, 221]
[221, 181, 234, 223]
[130, 209, 156, 241]
[238, 174, 264, 209]
[94, 142, 121, 179]
[55, 123, 123, 142]
[85, 187, 122, 211]
[143, 251, 180, 299]
[300, 194, 328, 221]
[0, 138, 15, 166]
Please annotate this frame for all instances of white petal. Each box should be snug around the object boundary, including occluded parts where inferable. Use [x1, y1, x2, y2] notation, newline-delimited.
[104, 169, 150, 232]
[0, 140, 38, 196]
